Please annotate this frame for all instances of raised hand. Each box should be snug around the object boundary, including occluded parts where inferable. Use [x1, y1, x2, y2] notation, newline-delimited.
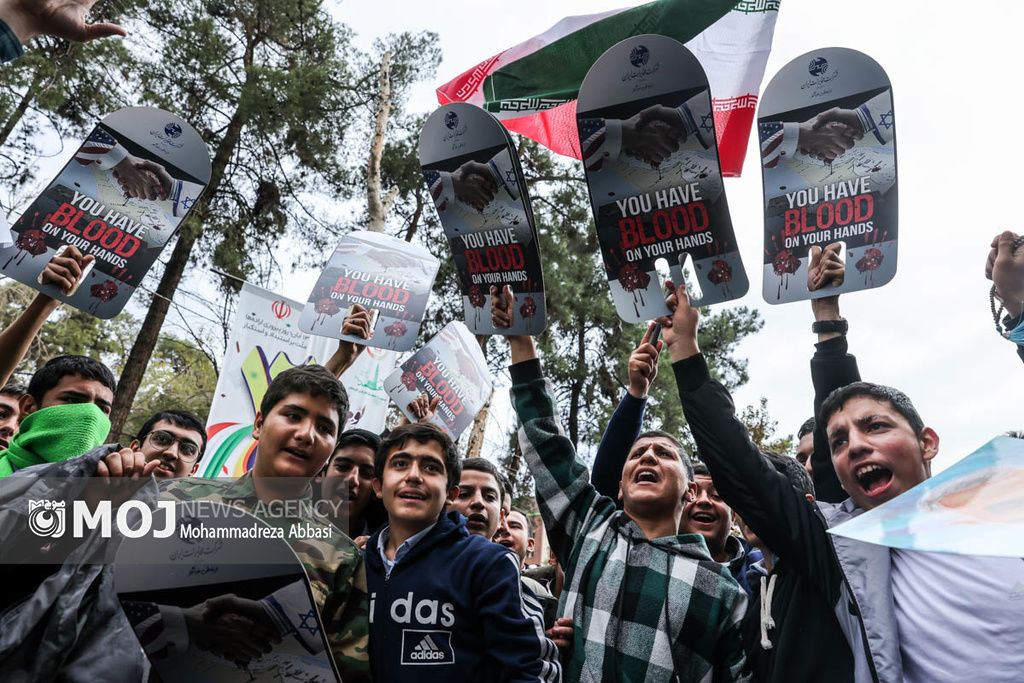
[808, 242, 844, 292]
[0, 0, 126, 44]
[655, 280, 700, 362]
[627, 322, 663, 399]
[490, 284, 514, 329]
[39, 244, 93, 295]
[987, 230, 1024, 315]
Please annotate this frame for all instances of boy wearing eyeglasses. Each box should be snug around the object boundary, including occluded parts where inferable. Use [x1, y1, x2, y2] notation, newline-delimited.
[129, 410, 207, 478]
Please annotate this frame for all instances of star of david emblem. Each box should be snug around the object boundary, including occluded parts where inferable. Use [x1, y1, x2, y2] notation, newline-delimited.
[182, 196, 196, 210]
[878, 111, 894, 130]
[298, 610, 320, 636]
[700, 113, 715, 134]
[505, 169, 518, 186]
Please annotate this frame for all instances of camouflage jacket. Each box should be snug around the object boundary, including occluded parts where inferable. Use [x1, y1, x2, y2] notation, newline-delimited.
[160, 473, 370, 682]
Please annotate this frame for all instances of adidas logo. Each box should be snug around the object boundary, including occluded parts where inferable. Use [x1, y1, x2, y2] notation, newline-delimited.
[410, 634, 446, 661]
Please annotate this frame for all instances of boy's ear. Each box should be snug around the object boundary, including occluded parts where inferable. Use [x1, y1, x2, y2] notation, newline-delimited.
[684, 481, 698, 503]
[372, 477, 383, 500]
[445, 485, 460, 505]
[18, 393, 36, 419]
[129, 439, 141, 452]
[251, 411, 264, 441]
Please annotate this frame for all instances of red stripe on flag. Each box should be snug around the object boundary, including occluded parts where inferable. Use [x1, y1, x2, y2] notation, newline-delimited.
[712, 95, 758, 178]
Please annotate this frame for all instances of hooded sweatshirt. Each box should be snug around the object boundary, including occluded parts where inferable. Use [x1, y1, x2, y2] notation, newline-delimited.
[511, 358, 746, 682]
[364, 510, 560, 683]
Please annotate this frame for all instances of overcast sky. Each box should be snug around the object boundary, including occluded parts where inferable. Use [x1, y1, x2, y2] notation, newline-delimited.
[320, 0, 1024, 473]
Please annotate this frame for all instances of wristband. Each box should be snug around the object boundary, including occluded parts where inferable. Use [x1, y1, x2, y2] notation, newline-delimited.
[812, 318, 848, 335]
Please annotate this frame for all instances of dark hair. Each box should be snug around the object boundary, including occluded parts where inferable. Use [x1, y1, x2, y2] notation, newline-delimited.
[1004, 430, 1024, 439]
[820, 382, 925, 440]
[375, 422, 460, 490]
[462, 457, 506, 504]
[135, 410, 208, 460]
[260, 365, 348, 437]
[633, 429, 695, 479]
[0, 382, 26, 399]
[761, 450, 815, 498]
[336, 428, 382, 452]
[508, 506, 534, 539]
[27, 355, 116, 406]
[797, 417, 816, 439]
[692, 461, 710, 477]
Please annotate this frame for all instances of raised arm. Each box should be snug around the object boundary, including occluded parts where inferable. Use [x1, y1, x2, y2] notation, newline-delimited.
[493, 285, 613, 565]
[591, 323, 660, 502]
[0, 247, 93, 387]
[808, 244, 858, 503]
[986, 230, 1024, 364]
[659, 280, 844, 597]
[323, 304, 371, 377]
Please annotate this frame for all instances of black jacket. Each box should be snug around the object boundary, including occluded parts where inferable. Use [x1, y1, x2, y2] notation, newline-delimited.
[674, 354, 854, 683]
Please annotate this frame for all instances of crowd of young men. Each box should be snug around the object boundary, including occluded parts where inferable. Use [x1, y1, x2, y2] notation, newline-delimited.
[0, 2, 1022, 681]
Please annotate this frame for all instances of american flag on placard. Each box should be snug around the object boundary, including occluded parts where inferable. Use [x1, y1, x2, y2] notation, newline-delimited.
[74, 127, 125, 167]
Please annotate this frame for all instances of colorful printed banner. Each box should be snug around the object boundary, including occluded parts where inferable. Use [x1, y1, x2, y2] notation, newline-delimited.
[828, 437, 1024, 557]
[436, 0, 780, 177]
[203, 283, 395, 478]
[0, 107, 211, 317]
[383, 321, 493, 440]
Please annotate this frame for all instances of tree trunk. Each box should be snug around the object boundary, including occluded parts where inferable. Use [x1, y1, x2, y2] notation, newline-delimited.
[464, 334, 490, 458]
[0, 69, 45, 148]
[106, 102, 250, 441]
[366, 51, 394, 232]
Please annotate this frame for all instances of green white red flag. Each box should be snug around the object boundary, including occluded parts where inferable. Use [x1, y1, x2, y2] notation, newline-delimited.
[436, 0, 780, 177]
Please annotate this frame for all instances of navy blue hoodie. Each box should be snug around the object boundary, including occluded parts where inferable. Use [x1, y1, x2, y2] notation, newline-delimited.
[364, 511, 560, 683]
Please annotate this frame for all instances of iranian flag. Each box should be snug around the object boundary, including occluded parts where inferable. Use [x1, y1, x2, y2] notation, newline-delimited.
[436, 0, 780, 177]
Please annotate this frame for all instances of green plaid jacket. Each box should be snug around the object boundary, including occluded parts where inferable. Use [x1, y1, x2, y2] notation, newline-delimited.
[510, 359, 746, 683]
[160, 473, 370, 682]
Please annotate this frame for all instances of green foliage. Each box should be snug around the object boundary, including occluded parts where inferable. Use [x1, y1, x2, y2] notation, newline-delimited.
[738, 396, 794, 456]
[0, 282, 215, 441]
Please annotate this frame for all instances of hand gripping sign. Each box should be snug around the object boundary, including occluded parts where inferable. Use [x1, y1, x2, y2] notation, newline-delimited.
[758, 48, 897, 304]
[383, 321, 493, 440]
[420, 102, 546, 335]
[0, 107, 211, 318]
[577, 34, 747, 323]
[300, 231, 440, 352]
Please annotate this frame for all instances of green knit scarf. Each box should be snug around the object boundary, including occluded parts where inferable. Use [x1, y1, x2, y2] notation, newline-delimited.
[0, 403, 111, 477]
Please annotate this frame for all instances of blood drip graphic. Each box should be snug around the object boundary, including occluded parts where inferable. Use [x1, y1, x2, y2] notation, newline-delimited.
[88, 279, 118, 314]
[618, 263, 651, 317]
[384, 321, 407, 349]
[519, 296, 537, 333]
[707, 260, 732, 285]
[854, 247, 883, 286]
[772, 249, 801, 300]
[468, 284, 485, 327]
[707, 259, 734, 298]
[4, 229, 48, 268]
[313, 295, 341, 328]
[400, 370, 417, 391]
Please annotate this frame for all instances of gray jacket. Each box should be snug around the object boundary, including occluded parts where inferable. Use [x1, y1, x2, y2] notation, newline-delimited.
[0, 444, 152, 682]
[819, 499, 902, 683]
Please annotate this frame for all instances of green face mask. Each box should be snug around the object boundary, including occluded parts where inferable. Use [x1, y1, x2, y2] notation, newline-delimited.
[0, 402, 112, 477]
